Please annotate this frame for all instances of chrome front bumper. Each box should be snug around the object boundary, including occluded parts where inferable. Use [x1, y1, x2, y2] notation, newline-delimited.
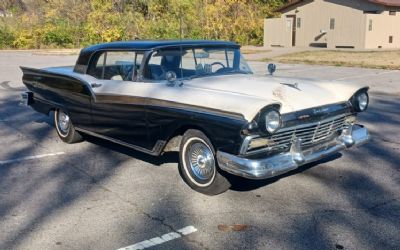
[217, 124, 369, 179]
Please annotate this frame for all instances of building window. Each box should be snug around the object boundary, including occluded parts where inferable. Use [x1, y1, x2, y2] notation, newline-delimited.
[389, 11, 396, 16]
[296, 18, 301, 28]
[389, 36, 393, 43]
[330, 18, 335, 30]
[368, 19, 373, 31]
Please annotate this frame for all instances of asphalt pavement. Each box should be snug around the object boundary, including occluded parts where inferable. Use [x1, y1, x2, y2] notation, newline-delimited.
[0, 51, 399, 250]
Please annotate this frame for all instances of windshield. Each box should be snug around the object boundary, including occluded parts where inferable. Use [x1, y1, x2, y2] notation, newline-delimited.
[144, 47, 252, 80]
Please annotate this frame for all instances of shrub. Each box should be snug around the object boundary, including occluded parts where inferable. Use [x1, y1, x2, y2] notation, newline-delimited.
[0, 27, 15, 48]
[42, 24, 74, 47]
[13, 30, 38, 49]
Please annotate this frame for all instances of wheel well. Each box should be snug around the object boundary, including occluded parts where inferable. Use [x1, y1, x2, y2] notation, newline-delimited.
[163, 125, 213, 153]
[50, 106, 68, 116]
[44, 107, 56, 117]
[175, 125, 210, 137]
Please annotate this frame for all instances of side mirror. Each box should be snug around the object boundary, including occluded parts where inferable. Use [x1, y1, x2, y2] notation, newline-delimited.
[166, 71, 177, 85]
[267, 63, 276, 75]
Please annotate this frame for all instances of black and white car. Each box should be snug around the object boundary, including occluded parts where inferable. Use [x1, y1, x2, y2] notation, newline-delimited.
[21, 40, 370, 195]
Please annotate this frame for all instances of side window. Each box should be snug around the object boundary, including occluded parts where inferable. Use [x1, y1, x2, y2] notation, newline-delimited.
[144, 48, 250, 80]
[135, 53, 144, 79]
[145, 50, 183, 80]
[181, 50, 196, 72]
[88, 51, 143, 81]
[225, 49, 234, 68]
[87, 53, 105, 79]
[192, 49, 232, 73]
[104, 51, 135, 81]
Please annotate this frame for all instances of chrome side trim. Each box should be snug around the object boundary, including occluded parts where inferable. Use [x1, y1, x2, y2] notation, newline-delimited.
[75, 127, 166, 156]
[217, 124, 369, 180]
[94, 94, 245, 121]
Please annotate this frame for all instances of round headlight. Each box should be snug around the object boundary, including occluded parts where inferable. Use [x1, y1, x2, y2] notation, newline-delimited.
[265, 110, 281, 133]
[357, 92, 368, 111]
[353, 91, 369, 112]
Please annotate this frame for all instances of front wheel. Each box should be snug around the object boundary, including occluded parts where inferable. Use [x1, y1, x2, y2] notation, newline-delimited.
[179, 129, 231, 195]
[54, 109, 83, 143]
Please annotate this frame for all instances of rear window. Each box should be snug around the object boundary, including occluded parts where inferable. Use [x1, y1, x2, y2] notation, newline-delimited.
[87, 51, 143, 81]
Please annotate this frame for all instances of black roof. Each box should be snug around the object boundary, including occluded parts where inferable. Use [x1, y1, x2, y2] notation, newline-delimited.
[276, 0, 400, 12]
[75, 40, 240, 67]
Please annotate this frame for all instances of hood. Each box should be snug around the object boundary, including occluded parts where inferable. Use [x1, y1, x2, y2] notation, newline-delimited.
[185, 74, 367, 117]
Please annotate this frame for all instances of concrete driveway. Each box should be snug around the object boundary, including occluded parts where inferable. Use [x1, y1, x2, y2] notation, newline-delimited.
[0, 51, 399, 250]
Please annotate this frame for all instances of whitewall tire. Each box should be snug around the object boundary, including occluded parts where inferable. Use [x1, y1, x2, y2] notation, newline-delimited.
[54, 109, 83, 143]
[179, 129, 231, 195]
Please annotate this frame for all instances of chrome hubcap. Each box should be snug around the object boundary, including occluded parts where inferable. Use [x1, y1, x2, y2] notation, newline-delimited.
[188, 142, 215, 180]
[57, 110, 70, 134]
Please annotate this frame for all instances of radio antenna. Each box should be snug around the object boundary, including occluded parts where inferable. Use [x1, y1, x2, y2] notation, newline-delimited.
[179, 9, 183, 41]
[179, 7, 184, 83]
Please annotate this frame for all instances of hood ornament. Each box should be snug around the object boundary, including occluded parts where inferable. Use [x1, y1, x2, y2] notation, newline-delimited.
[280, 82, 301, 91]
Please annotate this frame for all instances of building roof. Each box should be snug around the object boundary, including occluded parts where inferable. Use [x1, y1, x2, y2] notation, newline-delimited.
[276, 0, 400, 12]
[75, 40, 239, 68]
[367, 0, 400, 6]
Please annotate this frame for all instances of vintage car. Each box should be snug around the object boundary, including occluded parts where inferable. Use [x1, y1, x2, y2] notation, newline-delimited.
[20, 40, 370, 195]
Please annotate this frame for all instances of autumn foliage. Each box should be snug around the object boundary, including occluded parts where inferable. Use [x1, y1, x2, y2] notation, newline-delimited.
[0, 0, 285, 49]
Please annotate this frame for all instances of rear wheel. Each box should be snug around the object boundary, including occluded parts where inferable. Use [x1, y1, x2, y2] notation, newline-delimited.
[54, 109, 83, 143]
[179, 129, 231, 195]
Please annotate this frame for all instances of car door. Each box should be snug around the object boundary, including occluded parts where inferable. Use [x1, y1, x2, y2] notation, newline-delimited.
[87, 50, 150, 150]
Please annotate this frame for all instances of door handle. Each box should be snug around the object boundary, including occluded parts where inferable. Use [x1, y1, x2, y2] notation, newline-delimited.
[91, 83, 102, 88]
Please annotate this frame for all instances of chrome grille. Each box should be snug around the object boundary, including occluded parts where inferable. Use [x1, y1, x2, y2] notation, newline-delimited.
[270, 114, 347, 149]
[245, 114, 349, 154]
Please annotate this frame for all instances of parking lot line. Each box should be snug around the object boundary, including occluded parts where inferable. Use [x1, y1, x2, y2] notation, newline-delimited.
[0, 152, 65, 165]
[117, 225, 198, 250]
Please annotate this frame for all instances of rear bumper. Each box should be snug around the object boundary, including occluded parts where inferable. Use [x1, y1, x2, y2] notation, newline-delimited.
[20, 91, 55, 115]
[217, 124, 369, 179]
[20, 91, 34, 106]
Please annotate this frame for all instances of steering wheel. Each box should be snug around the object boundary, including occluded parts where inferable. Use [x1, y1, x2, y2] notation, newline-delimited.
[211, 62, 225, 72]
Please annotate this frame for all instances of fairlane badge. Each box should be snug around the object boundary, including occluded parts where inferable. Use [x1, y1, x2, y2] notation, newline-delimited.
[312, 107, 330, 115]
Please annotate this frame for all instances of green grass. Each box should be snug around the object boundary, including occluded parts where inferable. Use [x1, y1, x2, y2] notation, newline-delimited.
[264, 50, 400, 70]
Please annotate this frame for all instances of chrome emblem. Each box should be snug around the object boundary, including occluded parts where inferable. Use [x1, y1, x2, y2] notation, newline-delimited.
[280, 82, 301, 91]
[312, 107, 330, 115]
[298, 114, 310, 120]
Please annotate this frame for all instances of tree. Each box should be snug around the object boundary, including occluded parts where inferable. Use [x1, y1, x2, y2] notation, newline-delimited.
[0, 0, 287, 48]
